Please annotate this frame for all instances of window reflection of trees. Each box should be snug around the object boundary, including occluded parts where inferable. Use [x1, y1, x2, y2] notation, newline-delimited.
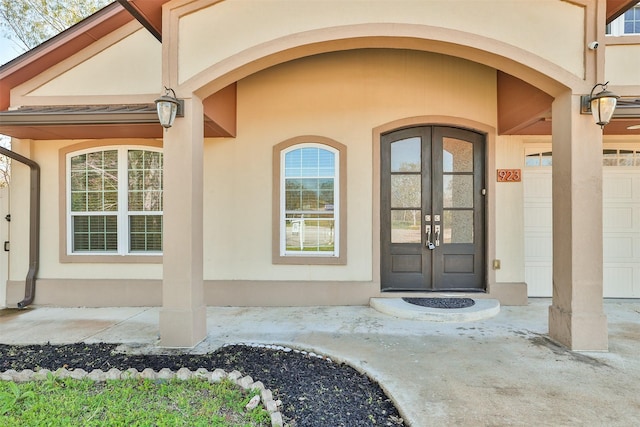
[390, 161, 421, 243]
[128, 150, 163, 212]
[70, 150, 118, 212]
[283, 146, 337, 253]
[69, 148, 163, 253]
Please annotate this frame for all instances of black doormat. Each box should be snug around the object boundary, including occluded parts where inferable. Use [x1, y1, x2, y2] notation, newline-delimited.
[402, 297, 476, 309]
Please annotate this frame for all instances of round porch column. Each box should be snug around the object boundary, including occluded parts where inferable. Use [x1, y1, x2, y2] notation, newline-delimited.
[549, 90, 608, 351]
[160, 95, 207, 347]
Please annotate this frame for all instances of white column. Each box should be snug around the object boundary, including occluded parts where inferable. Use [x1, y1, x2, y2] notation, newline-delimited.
[549, 90, 608, 351]
[160, 95, 207, 347]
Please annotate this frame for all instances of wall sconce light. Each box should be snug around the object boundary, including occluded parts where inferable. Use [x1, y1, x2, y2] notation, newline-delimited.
[155, 87, 184, 129]
[580, 82, 619, 128]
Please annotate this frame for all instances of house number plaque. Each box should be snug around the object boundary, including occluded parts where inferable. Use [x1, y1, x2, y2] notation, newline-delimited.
[496, 169, 521, 182]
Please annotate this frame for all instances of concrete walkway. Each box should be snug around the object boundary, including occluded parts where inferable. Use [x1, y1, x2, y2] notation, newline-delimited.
[1, 299, 639, 426]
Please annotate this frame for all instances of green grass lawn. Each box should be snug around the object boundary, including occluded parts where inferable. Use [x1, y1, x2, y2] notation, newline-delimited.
[0, 376, 270, 426]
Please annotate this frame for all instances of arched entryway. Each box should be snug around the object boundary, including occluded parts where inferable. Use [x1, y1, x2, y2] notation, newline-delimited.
[158, 0, 608, 351]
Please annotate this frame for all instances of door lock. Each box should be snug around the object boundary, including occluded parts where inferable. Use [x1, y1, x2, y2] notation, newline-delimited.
[426, 225, 435, 250]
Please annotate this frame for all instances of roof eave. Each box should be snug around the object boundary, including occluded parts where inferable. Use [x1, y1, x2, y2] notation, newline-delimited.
[0, 2, 134, 111]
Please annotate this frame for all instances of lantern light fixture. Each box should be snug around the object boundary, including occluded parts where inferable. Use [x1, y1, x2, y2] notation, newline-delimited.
[155, 87, 183, 129]
[580, 82, 619, 128]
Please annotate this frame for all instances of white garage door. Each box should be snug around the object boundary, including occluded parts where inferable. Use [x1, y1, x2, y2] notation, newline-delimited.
[524, 149, 640, 298]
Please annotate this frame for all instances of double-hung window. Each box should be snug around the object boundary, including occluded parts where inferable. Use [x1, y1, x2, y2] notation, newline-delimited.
[273, 137, 346, 264]
[67, 147, 163, 255]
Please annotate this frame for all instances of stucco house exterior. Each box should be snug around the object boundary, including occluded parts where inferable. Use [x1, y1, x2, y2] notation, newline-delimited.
[1, 0, 640, 349]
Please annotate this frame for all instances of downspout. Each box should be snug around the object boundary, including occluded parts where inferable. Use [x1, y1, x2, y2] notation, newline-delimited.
[0, 147, 39, 308]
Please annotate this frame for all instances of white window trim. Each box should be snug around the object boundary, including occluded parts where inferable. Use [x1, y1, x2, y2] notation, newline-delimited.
[279, 143, 340, 258]
[66, 146, 163, 256]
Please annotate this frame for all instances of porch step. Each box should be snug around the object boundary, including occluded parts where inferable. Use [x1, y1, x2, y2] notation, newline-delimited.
[370, 297, 500, 322]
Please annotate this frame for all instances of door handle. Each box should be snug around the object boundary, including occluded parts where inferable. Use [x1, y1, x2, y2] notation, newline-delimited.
[434, 225, 440, 247]
[426, 225, 435, 250]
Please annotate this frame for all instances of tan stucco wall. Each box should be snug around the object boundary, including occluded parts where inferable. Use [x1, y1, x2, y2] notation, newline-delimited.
[494, 135, 525, 283]
[7, 138, 162, 282]
[605, 43, 640, 86]
[15, 24, 161, 102]
[7, 49, 525, 306]
[203, 49, 496, 281]
[178, 0, 586, 86]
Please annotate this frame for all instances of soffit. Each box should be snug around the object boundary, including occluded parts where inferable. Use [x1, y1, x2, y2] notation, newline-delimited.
[116, 0, 170, 41]
[498, 68, 640, 136]
[607, 0, 639, 22]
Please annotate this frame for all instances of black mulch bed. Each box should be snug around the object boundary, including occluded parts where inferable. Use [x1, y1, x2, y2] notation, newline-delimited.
[0, 343, 406, 427]
[403, 297, 475, 309]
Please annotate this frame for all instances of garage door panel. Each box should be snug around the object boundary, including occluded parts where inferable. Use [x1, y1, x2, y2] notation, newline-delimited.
[524, 234, 552, 259]
[524, 206, 552, 228]
[603, 266, 637, 297]
[603, 235, 634, 259]
[525, 263, 552, 297]
[603, 176, 633, 199]
[523, 174, 551, 200]
[603, 207, 634, 229]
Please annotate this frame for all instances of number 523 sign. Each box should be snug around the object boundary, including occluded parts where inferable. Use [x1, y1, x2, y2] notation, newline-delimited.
[496, 169, 521, 182]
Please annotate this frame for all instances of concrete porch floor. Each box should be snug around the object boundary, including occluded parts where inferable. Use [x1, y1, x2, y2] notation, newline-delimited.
[0, 298, 639, 426]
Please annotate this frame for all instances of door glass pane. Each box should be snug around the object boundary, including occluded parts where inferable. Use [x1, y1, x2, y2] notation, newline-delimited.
[391, 210, 421, 243]
[391, 138, 421, 172]
[443, 175, 473, 208]
[443, 210, 474, 244]
[443, 138, 473, 172]
[391, 175, 420, 208]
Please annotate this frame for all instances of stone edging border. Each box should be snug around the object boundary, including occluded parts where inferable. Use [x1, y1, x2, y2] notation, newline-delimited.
[0, 365, 284, 427]
[0, 342, 337, 426]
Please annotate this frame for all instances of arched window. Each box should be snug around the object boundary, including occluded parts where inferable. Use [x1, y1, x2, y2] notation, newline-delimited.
[67, 146, 162, 255]
[273, 137, 346, 265]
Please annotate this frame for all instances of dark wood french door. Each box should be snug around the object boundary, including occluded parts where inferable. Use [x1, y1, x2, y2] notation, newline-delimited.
[380, 126, 485, 291]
